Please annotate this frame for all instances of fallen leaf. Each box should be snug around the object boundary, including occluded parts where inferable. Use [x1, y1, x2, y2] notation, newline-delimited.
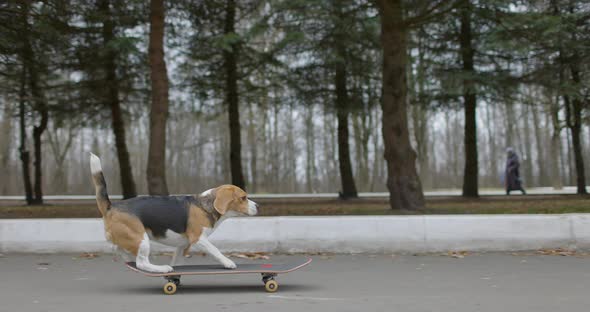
[229, 252, 270, 260]
[77, 252, 99, 259]
[447, 251, 469, 258]
[537, 248, 576, 256]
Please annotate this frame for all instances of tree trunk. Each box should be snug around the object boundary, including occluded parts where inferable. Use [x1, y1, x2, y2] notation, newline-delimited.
[568, 65, 587, 194]
[353, 109, 371, 191]
[411, 103, 429, 187]
[352, 113, 363, 186]
[548, 93, 563, 189]
[223, 0, 245, 190]
[361, 102, 373, 189]
[459, 0, 478, 197]
[522, 105, 534, 186]
[569, 98, 586, 194]
[30, 68, 48, 205]
[531, 102, 546, 186]
[286, 103, 297, 192]
[504, 102, 515, 148]
[370, 107, 381, 192]
[101, 0, 137, 199]
[18, 63, 33, 204]
[565, 127, 574, 185]
[376, 0, 424, 210]
[1, 99, 13, 195]
[257, 101, 272, 191]
[335, 61, 358, 198]
[147, 0, 169, 195]
[323, 102, 336, 189]
[484, 103, 498, 186]
[271, 94, 280, 192]
[247, 102, 257, 192]
[305, 104, 315, 193]
[411, 37, 430, 189]
[21, 2, 47, 205]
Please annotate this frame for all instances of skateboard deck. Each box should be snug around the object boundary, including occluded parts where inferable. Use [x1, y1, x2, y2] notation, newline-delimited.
[125, 258, 312, 294]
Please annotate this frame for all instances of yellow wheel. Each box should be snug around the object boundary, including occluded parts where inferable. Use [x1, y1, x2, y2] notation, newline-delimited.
[264, 279, 278, 293]
[163, 282, 177, 295]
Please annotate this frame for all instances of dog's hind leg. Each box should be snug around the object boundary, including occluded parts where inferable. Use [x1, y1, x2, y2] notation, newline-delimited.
[113, 245, 132, 262]
[136, 233, 174, 273]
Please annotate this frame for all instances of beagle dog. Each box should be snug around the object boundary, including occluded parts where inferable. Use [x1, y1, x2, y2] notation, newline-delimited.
[89, 153, 258, 273]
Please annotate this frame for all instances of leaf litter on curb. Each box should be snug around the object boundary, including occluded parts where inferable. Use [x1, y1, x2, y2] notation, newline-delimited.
[446, 251, 470, 259]
[229, 252, 270, 260]
[536, 248, 576, 256]
[72, 252, 100, 260]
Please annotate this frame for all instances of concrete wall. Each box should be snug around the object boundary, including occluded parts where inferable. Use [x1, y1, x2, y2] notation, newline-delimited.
[1, 214, 589, 254]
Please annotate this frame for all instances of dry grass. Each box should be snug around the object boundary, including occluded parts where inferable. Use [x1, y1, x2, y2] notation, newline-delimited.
[0, 195, 589, 218]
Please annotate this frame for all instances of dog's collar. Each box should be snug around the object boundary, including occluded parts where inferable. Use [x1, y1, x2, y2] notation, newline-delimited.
[210, 208, 222, 224]
[190, 195, 222, 225]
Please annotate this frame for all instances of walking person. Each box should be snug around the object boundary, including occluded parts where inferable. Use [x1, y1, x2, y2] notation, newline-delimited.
[505, 148, 526, 195]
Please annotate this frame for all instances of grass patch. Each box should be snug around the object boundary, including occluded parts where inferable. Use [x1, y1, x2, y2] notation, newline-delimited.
[0, 195, 589, 218]
[0, 204, 101, 218]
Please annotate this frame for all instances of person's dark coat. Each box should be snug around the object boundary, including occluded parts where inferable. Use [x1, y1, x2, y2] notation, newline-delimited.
[505, 150, 522, 191]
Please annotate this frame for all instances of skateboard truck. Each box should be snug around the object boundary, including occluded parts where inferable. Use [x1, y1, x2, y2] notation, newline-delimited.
[261, 273, 278, 293]
[164, 275, 181, 285]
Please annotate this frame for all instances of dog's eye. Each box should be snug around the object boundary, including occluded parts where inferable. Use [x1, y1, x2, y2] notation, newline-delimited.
[241, 196, 247, 201]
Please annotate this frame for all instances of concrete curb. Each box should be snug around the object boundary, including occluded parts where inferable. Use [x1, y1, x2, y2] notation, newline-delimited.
[1, 215, 588, 253]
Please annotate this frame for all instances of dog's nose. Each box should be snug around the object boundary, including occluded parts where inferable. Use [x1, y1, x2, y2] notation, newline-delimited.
[248, 200, 259, 215]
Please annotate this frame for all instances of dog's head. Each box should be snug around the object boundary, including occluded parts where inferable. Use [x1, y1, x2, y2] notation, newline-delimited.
[202, 185, 258, 216]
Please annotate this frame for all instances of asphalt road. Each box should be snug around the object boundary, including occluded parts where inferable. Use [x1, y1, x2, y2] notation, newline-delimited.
[1, 253, 589, 312]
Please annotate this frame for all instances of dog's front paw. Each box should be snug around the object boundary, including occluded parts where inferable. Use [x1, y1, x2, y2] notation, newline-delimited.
[222, 259, 237, 269]
[150, 265, 174, 273]
[137, 263, 174, 273]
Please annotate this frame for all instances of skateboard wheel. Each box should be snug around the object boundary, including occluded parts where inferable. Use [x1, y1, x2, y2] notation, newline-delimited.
[264, 280, 278, 293]
[163, 282, 177, 295]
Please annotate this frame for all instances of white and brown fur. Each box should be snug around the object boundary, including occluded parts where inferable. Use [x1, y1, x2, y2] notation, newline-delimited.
[90, 153, 258, 273]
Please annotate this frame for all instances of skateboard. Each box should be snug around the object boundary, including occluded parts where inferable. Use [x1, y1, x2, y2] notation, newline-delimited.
[125, 257, 312, 295]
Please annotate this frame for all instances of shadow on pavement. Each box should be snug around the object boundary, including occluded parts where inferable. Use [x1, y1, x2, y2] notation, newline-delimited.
[102, 283, 320, 295]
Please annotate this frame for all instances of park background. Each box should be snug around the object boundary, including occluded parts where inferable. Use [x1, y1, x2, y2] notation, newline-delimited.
[1, 1, 590, 308]
[0, 0, 588, 214]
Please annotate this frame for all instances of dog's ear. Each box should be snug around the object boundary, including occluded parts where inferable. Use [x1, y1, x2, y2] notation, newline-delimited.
[213, 187, 234, 215]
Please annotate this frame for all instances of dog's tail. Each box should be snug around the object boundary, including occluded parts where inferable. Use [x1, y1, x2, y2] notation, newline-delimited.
[90, 153, 111, 217]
